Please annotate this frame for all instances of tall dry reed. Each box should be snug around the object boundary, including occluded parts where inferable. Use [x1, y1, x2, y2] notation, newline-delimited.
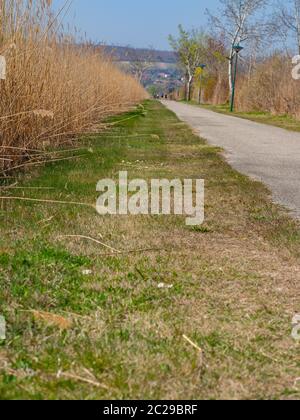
[236, 55, 300, 118]
[0, 0, 146, 173]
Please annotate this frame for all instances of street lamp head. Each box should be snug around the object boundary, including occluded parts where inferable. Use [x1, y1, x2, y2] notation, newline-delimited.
[233, 45, 243, 54]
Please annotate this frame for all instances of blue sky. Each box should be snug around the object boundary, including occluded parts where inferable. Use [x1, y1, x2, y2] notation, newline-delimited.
[52, 0, 220, 50]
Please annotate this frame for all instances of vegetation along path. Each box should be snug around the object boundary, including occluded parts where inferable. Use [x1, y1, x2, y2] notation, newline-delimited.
[164, 100, 300, 219]
[0, 101, 299, 399]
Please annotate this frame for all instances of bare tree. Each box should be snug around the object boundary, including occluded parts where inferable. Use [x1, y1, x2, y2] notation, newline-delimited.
[126, 48, 155, 83]
[169, 25, 207, 101]
[207, 0, 268, 97]
[273, 1, 300, 55]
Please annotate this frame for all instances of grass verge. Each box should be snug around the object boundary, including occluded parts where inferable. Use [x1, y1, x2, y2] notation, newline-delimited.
[182, 100, 300, 132]
[0, 100, 299, 400]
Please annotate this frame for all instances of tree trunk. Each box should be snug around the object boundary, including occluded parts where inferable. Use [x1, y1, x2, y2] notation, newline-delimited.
[186, 79, 192, 101]
[296, 0, 300, 55]
[228, 49, 234, 100]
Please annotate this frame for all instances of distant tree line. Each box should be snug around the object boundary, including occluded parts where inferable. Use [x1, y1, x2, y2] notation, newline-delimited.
[168, 0, 300, 115]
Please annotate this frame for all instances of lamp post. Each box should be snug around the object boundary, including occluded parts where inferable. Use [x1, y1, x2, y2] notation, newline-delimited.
[197, 64, 206, 105]
[230, 45, 243, 112]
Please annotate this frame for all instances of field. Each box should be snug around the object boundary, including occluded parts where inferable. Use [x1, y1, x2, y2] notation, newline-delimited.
[0, 101, 299, 400]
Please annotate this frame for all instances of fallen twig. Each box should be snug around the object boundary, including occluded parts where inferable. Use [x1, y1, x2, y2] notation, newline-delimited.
[57, 234, 169, 256]
[97, 247, 168, 257]
[183, 334, 205, 369]
[37, 215, 55, 225]
[0, 145, 44, 152]
[107, 114, 140, 126]
[0, 182, 18, 190]
[1, 186, 55, 190]
[57, 235, 121, 254]
[0, 196, 95, 208]
[58, 371, 110, 390]
[2, 154, 87, 173]
[183, 335, 203, 353]
[293, 377, 300, 389]
[37, 147, 86, 155]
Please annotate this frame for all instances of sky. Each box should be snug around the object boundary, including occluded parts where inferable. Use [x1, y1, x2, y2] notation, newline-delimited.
[52, 0, 220, 50]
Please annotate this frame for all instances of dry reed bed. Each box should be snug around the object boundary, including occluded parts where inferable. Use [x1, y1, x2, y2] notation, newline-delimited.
[175, 52, 300, 120]
[203, 54, 300, 117]
[0, 0, 146, 174]
[236, 56, 300, 117]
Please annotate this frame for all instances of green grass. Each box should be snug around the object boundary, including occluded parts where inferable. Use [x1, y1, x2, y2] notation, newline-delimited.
[182, 100, 300, 132]
[0, 100, 299, 400]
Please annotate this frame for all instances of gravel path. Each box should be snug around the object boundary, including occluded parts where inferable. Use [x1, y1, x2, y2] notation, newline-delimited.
[163, 100, 300, 218]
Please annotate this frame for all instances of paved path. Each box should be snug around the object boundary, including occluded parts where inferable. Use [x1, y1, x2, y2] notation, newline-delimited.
[163, 100, 300, 218]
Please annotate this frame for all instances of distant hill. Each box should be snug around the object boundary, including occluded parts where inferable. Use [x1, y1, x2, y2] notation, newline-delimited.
[101, 45, 177, 64]
[99, 45, 182, 95]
